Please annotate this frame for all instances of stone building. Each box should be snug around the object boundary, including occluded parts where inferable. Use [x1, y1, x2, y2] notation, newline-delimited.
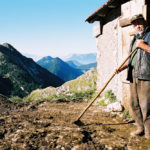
[86, 0, 150, 111]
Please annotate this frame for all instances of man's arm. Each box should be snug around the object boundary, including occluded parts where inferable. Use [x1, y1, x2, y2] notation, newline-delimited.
[136, 39, 150, 53]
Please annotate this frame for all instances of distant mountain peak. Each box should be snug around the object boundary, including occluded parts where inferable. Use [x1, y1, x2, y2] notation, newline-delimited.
[54, 57, 62, 61]
[38, 56, 53, 60]
[45, 56, 53, 59]
[1, 43, 22, 56]
[37, 56, 83, 82]
[64, 52, 97, 65]
[2, 43, 15, 50]
[37, 56, 53, 64]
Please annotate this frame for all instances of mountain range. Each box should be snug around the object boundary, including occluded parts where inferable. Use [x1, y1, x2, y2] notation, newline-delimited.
[0, 43, 64, 97]
[63, 53, 97, 65]
[37, 52, 97, 82]
[0, 42, 97, 98]
[77, 62, 97, 72]
[37, 56, 83, 81]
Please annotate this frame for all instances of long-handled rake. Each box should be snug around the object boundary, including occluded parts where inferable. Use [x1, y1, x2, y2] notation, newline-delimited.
[73, 47, 137, 126]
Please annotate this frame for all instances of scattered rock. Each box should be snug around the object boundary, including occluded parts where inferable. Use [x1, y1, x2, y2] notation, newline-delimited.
[105, 101, 124, 112]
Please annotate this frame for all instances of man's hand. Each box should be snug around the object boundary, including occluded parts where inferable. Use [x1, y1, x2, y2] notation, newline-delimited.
[115, 68, 121, 74]
[115, 62, 129, 74]
[136, 39, 145, 49]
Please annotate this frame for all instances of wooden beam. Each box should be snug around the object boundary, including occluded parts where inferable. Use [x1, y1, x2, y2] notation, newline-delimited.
[96, 13, 106, 17]
[129, 31, 136, 36]
[93, 22, 103, 38]
[119, 17, 131, 27]
[108, 5, 116, 8]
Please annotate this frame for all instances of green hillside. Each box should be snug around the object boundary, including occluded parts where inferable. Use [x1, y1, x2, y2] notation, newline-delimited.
[0, 43, 64, 97]
[23, 69, 97, 102]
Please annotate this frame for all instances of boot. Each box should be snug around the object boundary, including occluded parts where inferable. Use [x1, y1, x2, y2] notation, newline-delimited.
[145, 133, 150, 140]
[130, 127, 144, 136]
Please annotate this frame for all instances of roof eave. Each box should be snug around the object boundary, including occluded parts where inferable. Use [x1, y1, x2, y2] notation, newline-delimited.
[85, 0, 129, 23]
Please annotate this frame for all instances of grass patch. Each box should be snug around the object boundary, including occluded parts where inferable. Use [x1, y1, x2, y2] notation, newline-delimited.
[73, 89, 96, 100]
[9, 96, 22, 103]
[45, 88, 96, 102]
[104, 90, 117, 103]
[98, 99, 107, 106]
[98, 90, 117, 106]
[123, 109, 131, 120]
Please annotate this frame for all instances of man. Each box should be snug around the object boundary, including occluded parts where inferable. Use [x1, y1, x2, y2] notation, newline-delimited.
[117, 14, 150, 140]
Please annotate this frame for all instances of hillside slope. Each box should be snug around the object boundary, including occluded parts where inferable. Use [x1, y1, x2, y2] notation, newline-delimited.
[24, 69, 97, 102]
[0, 94, 14, 113]
[0, 43, 64, 97]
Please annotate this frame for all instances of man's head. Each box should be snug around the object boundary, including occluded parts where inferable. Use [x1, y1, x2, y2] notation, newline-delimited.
[130, 14, 147, 34]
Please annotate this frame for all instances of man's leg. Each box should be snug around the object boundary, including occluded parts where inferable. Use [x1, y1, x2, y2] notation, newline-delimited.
[130, 78, 144, 136]
[138, 80, 150, 139]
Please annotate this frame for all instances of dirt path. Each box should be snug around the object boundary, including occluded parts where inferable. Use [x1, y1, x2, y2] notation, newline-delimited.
[0, 101, 150, 150]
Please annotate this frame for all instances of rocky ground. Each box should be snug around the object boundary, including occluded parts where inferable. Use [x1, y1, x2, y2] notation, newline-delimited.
[0, 98, 150, 150]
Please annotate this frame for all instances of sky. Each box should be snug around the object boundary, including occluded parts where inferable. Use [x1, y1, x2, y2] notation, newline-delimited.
[0, 0, 106, 60]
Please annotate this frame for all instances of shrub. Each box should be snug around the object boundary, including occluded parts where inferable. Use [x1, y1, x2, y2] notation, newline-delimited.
[46, 88, 96, 102]
[98, 99, 107, 106]
[104, 90, 117, 103]
[9, 96, 22, 103]
[98, 89, 117, 106]
[123, 109, 131, 119]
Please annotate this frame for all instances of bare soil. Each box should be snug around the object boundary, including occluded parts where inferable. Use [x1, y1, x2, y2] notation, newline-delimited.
[0, 100, 150, 150]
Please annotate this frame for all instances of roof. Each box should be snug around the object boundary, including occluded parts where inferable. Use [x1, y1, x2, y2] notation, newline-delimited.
[86, 0, 129, 23]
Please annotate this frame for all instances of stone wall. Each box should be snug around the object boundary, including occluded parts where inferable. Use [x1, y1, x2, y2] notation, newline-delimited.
[96, 7, 122, 101]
